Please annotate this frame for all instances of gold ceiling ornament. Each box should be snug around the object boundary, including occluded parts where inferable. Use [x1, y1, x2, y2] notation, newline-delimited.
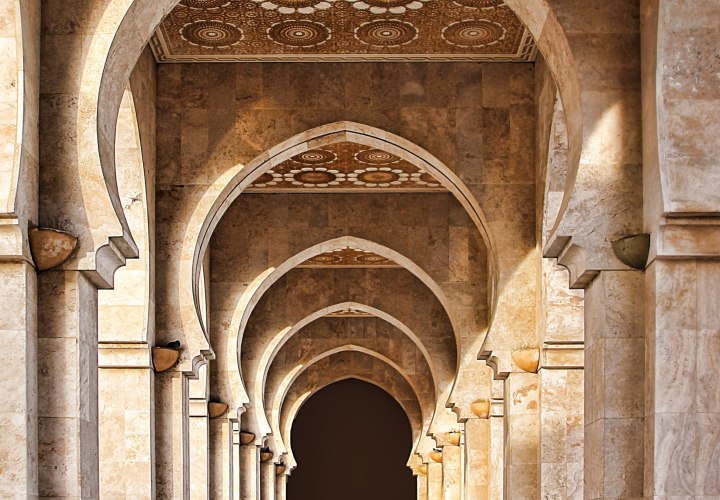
[150, 0, 537, 62]
[180, 20, 244, 47]
[441, 19, 505, 48]
[298, 247, 400, 267]
[246, 142, 445, 191]
[344, 0, 428, 14]
[267, 19, 332, 47]
[354, 19, 419, 48]
[255, 0, 335, 14]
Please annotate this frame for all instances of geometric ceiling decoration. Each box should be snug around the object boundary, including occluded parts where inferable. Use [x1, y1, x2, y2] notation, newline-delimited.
[150, 0, 537, 62]
[325, 307, 374, 317]
[297, 247, 400, 267]
[245, 141, 447, 192]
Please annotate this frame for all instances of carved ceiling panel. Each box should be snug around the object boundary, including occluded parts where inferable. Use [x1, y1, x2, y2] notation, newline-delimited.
[150, 0, 537, 61]
[298, 247, 400, 267]
[246, 141, 446, 192]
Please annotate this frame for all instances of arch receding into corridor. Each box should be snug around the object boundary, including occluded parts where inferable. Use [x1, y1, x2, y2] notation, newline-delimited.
[286, 379, 416, 500]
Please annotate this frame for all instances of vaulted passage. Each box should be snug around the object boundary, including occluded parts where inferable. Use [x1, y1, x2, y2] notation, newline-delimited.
[287, 379, 416, 500]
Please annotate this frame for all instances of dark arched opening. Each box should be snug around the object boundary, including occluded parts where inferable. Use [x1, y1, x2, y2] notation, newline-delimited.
[287, 378, 416, 500]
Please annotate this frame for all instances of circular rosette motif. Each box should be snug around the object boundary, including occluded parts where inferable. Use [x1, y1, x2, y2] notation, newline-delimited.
[355, 253, 392, 264]
[344, 0, 427, 14]
[254, 0, 335, 14]
[307, 254, 343, 264]
[179, 0, 231, 8]
[410, 171, 441, 187]
[355, 20, 418, 48]
[348, 166, 409, 187]
[283, 166, 346, 187]
[441, 19, 505, 48]
[181, 20, 243, 48]
[291, 149, 337, 165]
[452, 0, 504, 8]
[267, 20, 331, 48]
[251, 172, 278, 187]
[354, 149, 401, 165]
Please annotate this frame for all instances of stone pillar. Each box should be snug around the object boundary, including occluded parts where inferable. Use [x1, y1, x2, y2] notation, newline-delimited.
[260, 460, 275, 500]
[210, 417, 232, 500]
[98, 347, 155, 499]
[489, 380, 504, 500]
[156, 370, 189, 500]
[428, 461, 443, 500]
[240, 444, 260, 500]
[442, 445, 462, 500]
[418, 470, 428, 500]
[37, 271, 99, 500]
[644, 259, 720, 498]
[232, 422, 241, 500]
[504, 372, 539, 500]
[465, 418, 489, 500]
[189, 365, 210, 500]
[584, 271, 644, 500]
[0, 263, 37, 500]
[275, 472, 286, 500]
[538, 259, 584, 500]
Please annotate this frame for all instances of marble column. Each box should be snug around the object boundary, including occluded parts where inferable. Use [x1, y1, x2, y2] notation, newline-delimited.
[232, 421, 241, 500]
[189, 365, 210, 500]
[98, 353, 155, 499]
[644, 260, 720, 498]
[210, 417, 232, 500]
[260, 460, 275, 500]
[275, 472, 286, 500]
[240, 444, 260, 500]
[0, 262, 37, 500]
[464, 418, 489, 500]
[37, 271, 99, 500]
[156, 370, 189, 500]
[417, 470, 428, 500]
[584, 271, 644, 500]
[428, 461, 443, 500]
[442, 445, 462, 500]
[504, 372, 539, 500]
[489, 380, 504, 500]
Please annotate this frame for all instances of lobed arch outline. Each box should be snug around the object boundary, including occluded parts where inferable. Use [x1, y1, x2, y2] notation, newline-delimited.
[272, 346, 428, 469]
[252, 301, 441, 440]
[225, 236, 459, 421]
[80, 0, 583, 294]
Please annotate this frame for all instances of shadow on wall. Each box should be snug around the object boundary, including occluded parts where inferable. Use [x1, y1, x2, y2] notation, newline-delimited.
[287, 379, 416, 500]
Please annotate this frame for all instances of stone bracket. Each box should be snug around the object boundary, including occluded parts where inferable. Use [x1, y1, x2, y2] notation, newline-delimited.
[651, 217, 720, 262]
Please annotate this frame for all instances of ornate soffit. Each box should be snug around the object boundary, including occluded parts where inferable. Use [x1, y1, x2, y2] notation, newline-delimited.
[245, 141, 447, 192]
[325, 307, 374, 317]
[150, 0, 537, 62]
[297, 247, 400, 267]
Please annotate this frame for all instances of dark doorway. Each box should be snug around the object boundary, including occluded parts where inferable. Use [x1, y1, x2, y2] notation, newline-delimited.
[287, 378, 416, 500]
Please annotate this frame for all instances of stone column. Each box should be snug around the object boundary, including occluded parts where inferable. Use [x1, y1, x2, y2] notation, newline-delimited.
[189, 365, 210, 500]
[417, 470, 428, 500]
[442, 445, 462, 500]
[240, 444, 260, 500]
[37, 271, 99, 500]
[98, 346, 155, 499]
[504, 372, 539, 500]
[210, 417, 232, 500]
[260, 460, 275, 500]
[584, 271, 644, 500]
[645, 259, 720, 498]
[156, 370, 189, 500]
[538, 259, 584, 500]
[464, 418, 489, 500]
[0, 262, 37, 500]
[428, 461, 443, 500]
[489, 380, 504, 500]
[275, 472, 286, 500]
[232, 422, 241, 500]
